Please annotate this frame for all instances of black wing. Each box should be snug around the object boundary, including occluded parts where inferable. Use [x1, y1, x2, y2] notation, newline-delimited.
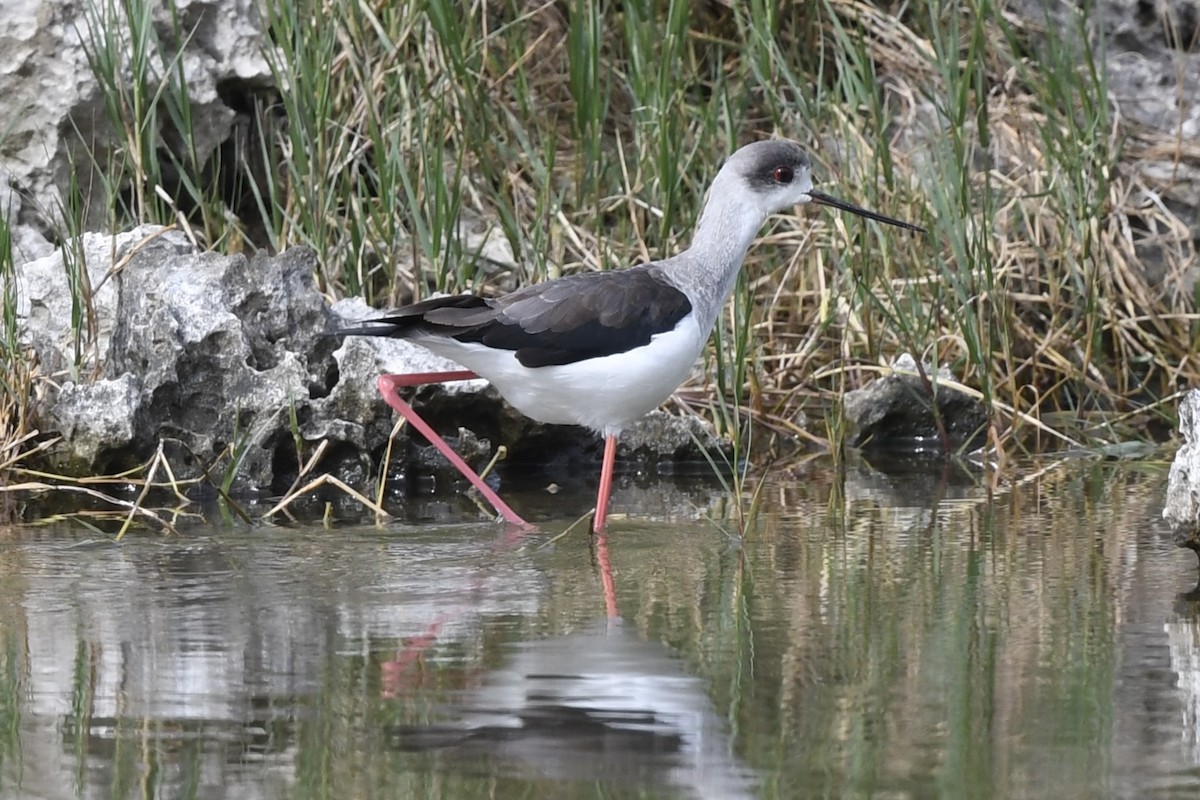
[352, 267, 693, 368]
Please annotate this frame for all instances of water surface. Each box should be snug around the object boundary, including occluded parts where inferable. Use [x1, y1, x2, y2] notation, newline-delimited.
[0, 458, 1196, 799]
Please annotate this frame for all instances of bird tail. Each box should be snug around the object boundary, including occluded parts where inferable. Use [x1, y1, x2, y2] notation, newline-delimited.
[331, 317, 417, 339]
[331, 295, 489, 339]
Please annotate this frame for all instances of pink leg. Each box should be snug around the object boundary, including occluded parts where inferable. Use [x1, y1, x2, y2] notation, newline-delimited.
[593, 434, 618, 534]
[594, 533, 619, 619]
[379, 616, 445, 697]
[378, 372, 532, 529]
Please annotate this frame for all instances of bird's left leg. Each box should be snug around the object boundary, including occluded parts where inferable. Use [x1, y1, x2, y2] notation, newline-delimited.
[378, 372, 532, 529]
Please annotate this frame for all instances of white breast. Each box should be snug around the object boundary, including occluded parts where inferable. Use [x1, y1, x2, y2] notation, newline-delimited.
[412, 313, 707, 437]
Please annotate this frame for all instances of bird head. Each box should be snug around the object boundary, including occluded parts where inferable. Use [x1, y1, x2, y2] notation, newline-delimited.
[726, 139, 925, 232]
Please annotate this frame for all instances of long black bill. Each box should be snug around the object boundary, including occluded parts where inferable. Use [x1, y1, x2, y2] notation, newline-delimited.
[808, 190, 926, 233]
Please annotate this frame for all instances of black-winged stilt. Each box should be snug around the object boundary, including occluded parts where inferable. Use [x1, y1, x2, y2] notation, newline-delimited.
[343, 139, 924, 532]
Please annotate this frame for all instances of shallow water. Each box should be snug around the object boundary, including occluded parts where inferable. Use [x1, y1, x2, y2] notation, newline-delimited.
[0, 458, 1197, 799]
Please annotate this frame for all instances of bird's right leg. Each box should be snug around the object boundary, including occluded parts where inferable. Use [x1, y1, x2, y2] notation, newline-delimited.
[377, 372, 533, 529]
[592, 434, 619, 534]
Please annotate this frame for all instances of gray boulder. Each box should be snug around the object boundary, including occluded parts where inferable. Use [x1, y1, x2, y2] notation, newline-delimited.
[14, 224, 179, 374]
[843, 354, 988, 454]
[32, 239, 456, 490]
[41, 240, 339, 487]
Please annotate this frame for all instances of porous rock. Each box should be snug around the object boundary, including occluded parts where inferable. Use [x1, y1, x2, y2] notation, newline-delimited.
[843, 354, 988, 453]
[1164, 390, 1200, 558]
[0, 173, 54, 265]
[15, 225, 192, 375]
[29, 242, 481, 489]
[618, 411, 728, 465]
[39, 239, 341, 487]
[45, 374, 140, 468]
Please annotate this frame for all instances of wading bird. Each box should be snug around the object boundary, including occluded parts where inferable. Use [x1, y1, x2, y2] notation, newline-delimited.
[342, 139, 924, 533]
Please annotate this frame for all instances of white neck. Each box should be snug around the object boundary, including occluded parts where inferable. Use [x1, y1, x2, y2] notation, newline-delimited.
[661, 173, 774, 337]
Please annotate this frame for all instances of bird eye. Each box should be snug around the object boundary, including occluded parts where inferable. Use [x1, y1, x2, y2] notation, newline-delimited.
[772, 166, 794, 183]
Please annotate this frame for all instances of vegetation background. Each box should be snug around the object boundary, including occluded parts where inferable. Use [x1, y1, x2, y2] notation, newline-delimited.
[2, 0, 1196, 489]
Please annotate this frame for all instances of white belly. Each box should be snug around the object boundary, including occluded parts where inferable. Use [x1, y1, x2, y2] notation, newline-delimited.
[412, 314, 707, 436]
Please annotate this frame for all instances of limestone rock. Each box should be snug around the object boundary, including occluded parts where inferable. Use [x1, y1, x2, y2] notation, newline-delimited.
[43, 373, 140, 472]
[843, 354, 988, 453]
[14, 225, 193, 374]
[38, 243, 338, 487]
[618, 411, 728, 464]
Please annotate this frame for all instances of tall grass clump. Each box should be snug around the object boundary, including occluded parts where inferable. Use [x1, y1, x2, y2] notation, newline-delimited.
[714, 0, 1191, 455]
[76, 0, 229, 244]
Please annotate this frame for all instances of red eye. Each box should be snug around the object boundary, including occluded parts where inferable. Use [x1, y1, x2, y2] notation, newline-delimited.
[773, 166, 794, 183]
